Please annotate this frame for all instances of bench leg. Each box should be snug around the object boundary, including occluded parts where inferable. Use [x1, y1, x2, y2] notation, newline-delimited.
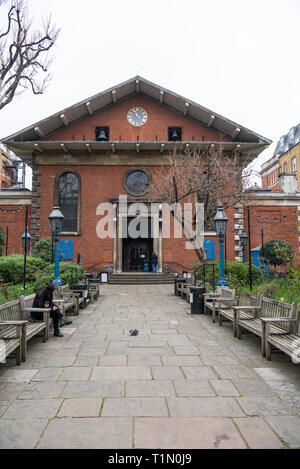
[261, 323, 266, 357]
[233, 317, 237, 338]
[212, 305, 216, 323]
[21, 337, 27, 362]
[16, 345, 22, 366]
[218, 312, 222, 326]
[266, 341, 272, 361]
[43, 326, 47, 343]
[237, 324, 242, 340]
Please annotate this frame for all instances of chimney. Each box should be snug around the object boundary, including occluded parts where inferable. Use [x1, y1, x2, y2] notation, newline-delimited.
[279, 172, 298, 193]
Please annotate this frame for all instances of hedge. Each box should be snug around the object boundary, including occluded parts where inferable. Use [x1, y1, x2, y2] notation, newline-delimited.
[193, 260, 263, 289]
[0, 255, 46, 284]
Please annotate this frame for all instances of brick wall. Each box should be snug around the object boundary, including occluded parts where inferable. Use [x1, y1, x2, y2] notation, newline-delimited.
[0, 204, 31, 255]
[244, 204, 300, 261]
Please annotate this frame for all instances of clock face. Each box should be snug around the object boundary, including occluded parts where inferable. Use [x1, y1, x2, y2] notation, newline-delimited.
[127, 107, 148, 127]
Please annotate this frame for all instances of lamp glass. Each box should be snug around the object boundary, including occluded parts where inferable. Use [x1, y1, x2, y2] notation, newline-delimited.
[213, 205, 228, 237]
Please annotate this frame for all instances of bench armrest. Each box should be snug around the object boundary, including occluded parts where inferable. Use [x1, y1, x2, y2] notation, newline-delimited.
[0, 320, 28, 325]
[232, 305, 260, 310]
[261, 317, 296, 323]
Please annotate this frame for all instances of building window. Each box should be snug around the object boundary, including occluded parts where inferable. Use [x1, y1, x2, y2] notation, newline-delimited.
[284, 162, 287, 172]
[56, 171, 80, 233]
[123, 168, 151, 196]
[292, 157, 297, 172]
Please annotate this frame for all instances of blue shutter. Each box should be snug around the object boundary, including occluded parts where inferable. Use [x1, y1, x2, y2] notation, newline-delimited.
[204, 239, 215, 260]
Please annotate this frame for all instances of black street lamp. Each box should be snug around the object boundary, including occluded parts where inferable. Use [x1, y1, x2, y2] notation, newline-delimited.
[213, 203, 228, 286]
[49, 206, 64, 285]
[239, 229, 248, 263]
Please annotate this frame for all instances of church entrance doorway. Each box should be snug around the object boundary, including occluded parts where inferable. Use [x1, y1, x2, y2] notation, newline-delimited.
[122, 217, 153, 272]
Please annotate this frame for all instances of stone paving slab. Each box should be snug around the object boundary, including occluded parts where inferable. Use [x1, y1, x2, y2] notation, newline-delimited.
[91, 365, 152, 381]
[18, 382, 66, 399]
[2, 398, 62, 419]
[57, 398, 102, 417]
[0, 419, 49, 449]
[37, 417, 132, 449]
[236, 396, 294, 416]
[61, 380, 124, 398]
[102, 397, 169, 417]
[134, 418, 247, 449]
[209, 379, 241, 397]
[126, 380, 175, 397]
[234, 417, 284, 449]
[173, 380, 216, 397]
[168, 397, 245, 417]
[265, 416, 300, 448]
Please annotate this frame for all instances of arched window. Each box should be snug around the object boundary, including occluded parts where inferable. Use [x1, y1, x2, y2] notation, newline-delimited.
[56, 171, 80, 233]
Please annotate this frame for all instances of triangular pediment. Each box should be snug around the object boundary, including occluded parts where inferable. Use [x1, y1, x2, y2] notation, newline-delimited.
[2, 76, 271, 146]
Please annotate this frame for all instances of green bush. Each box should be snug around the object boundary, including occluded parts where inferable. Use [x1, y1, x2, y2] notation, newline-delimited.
[34, 263, 85, 289]
[260, 239, 294, 269]
[0, 255, 46, 284]
[0, 283, 36, 304]
[194, 260, 262, 289]
[32, 237, 53, 263]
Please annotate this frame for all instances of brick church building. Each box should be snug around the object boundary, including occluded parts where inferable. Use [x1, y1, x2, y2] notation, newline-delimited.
[2, 76, 272, 272]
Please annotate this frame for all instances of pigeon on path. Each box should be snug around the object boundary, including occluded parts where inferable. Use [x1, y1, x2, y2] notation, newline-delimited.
[129, 329, 139, 336]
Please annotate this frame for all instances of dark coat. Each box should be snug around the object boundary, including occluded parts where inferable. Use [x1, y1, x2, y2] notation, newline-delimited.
[151, 253, 158, 263]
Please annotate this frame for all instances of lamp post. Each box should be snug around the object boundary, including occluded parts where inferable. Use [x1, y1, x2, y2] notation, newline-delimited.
[214, 203, 228, 286]
[22, 205, 30, 289]
[239, 229, 248, 263]
[49, 206, 64, 286]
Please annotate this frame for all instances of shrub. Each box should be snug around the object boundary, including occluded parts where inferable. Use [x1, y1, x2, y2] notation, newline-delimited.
[0, 255, 46, 284]
[260, 239, 294, 269]
[194, 260, 262, 289]
[32, 237, 53, 263]
[34, 262, 85, 289]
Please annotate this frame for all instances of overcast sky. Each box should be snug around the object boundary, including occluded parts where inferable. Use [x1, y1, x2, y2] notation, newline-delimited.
[1, 0, 300, 186]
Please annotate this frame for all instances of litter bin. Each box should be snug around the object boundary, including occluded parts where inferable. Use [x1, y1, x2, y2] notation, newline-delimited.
[190, 286, 206, 314]
[174, 277, 186, 296]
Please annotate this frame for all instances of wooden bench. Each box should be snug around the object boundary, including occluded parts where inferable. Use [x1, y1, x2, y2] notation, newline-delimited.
[87, 278, 100, 303]
[218, 291, 261, 337]
[236, 296, 297, 357]
[0, 315, 23, 366]
[204, 287, 236, 323]
[263, 303, 300, 361]
[181, 280, 210, 302]
[54, 285, 78, 316]
[0, 295, 51, 363]
[59, 284, 83, 313]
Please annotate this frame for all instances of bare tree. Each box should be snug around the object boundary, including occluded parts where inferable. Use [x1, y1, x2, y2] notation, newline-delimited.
[152, 144, 257, 262]
[0, 0, 60, 110]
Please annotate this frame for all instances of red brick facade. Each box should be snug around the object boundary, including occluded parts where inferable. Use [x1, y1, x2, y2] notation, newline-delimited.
[0, 204, 31, 256]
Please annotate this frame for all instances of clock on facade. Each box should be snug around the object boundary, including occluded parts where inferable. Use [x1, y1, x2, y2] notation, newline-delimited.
[127, 107, 148, 127]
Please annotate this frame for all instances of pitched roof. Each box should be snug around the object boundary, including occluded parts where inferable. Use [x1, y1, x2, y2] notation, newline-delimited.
[2, 75, 271, 146]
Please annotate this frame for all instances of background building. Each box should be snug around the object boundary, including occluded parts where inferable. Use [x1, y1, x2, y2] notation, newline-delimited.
[261, 123, 300, 192]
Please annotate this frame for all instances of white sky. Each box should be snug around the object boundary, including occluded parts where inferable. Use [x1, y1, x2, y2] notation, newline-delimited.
[1, 0, 300, 187]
